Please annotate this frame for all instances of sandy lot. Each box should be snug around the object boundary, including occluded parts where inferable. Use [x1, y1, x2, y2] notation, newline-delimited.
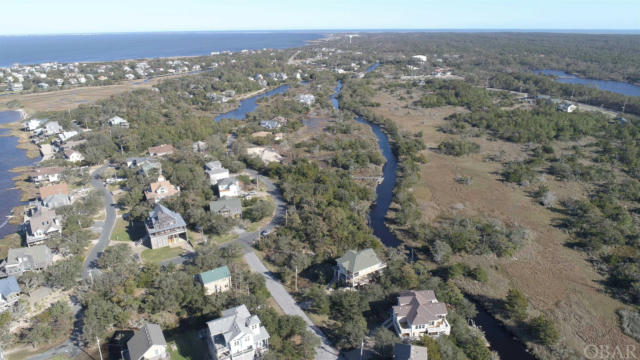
[371, 89, 635, 357]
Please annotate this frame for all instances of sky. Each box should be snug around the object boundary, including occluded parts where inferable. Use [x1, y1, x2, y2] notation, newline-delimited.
[1, 0, 638, 35]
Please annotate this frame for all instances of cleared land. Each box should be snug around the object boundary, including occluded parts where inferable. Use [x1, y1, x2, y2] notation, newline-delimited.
[370, 88, 636, 356]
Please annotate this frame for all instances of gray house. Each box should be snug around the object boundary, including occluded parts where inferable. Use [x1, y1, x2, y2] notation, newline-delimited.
[42, 193, 72, 209]
[0, 277, 20, 312]
[3, 245, 52, 276]
[145, 205, 188, 249]
[26, 206, 62, 246]
[209, 198, 242, 218]
[127, 323, 168, 360]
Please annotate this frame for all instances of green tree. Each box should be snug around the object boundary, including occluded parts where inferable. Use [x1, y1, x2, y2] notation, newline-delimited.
[529, 316, 559, 345]
[420, 335, 442, 360]
[504, 288, 528, 321]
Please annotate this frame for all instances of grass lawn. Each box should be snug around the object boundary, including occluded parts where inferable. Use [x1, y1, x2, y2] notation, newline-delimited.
[207, 232, 237, 245]
[166, 329, 206, 360]
[111, 218, 145, 242]
[0, 233, 22, 259]
[141, 247, 184, 264]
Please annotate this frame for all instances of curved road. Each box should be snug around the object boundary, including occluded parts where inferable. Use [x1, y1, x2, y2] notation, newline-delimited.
[26, 165, 117, 360]
[160, 169, 339, 359]
[82, 164, 117, 279]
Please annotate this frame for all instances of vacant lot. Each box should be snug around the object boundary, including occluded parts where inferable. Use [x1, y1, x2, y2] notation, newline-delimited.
[371, 88, 635, 356]
[0, 78, 166, 114]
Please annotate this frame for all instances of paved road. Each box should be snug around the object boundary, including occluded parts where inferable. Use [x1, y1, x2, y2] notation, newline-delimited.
[82, 164, 117, 279]
[244, 251, 339, 360]
[158, 170, 340, 359]
[27, 166, 118, 359]
[160, 169, 286, 266]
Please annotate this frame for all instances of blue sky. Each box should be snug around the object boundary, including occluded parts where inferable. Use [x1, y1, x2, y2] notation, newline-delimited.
[1, 0, 638, 35]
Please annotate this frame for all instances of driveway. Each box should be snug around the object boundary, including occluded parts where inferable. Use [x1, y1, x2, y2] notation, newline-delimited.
[82, 164, 117, 279]
[244, 251, 339, 360]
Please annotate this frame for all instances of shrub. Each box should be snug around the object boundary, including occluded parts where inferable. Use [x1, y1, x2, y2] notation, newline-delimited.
[438, 139, 481, 156]
[529, 316, 560, 345]
[504, 288, 528, 321]
[470, 266, 489, 283]
[618, 309, 640, 342]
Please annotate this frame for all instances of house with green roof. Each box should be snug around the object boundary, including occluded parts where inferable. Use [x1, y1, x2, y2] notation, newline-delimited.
[335, 248, 386, 287]
[197, 265, 232, 295]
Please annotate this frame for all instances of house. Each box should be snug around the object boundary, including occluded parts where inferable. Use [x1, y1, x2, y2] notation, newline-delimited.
[193, 141, 207, 153]
[144, 204, 188, 249]
[259, 120, 281, 130]
[216, 178, 240, 198]
[126, 157, 163, 176]
[144, 176, 180, 203]
[58, 131, 78, 142]
[9, 82, 23, 92]
[392, 290, 451, 339]
[205, 161, 230, 185]
[205, 305, 270, 360]
[126, 323, 168, 360]
[43, 121, 63, 135]
[298, 94, 315, 106]
[108, 116, 129, 127]
[209, 198, 242, 218]
[23, 118, 45, 131]
[3, 245, 52, 276]
[147, 144, 176, 157]
[26, 206, 62, 246]
[394, 343, 428, 360]
[557, 102, 577, 113]
[197, 265, 232, 295]
[0, 277, 20, 312]
[412, 55, 428, 63]
[127, 157, 149, 168]
[42, 193, 72, 209]
[335, 248, 386, 287]
[39, 182, 69, 200]
[64, 149, 84, 163]
[29, 166, 64, 183]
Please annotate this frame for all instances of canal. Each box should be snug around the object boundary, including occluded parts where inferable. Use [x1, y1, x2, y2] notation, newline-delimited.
[334, 65, 534, 359]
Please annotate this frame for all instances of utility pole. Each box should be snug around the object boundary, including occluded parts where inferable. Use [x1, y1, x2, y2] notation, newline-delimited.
[295, 265, 298, 292]
[285, 208, 288, 227]
[96, 336, 104, 360]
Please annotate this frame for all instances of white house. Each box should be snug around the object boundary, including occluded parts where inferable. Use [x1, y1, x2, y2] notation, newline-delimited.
[557, 102, 577, 113]
[206, 305, 270, 360]
[412, 55, 428, 63]
[392, 290, 451, 339]
[335, 248, 386, 287]
[58, 131, 78, 142]
[205, 161, 230, 185]
[297, 94, 315, 106]
[43, 121, 63, 135]
[108, 116, 129, 127]
[217, 178, 240, 198]
[126, 323, 168, 360]
[23, 118, 45, 131]
[64, 149, 84, 163]
[197, 265, 232, 295]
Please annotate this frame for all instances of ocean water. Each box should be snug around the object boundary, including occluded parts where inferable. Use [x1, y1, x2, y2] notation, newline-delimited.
[0, 32, 323, 67]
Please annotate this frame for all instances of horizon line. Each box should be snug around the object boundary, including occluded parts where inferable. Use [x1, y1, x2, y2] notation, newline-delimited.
[1, 28, 639, 37]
